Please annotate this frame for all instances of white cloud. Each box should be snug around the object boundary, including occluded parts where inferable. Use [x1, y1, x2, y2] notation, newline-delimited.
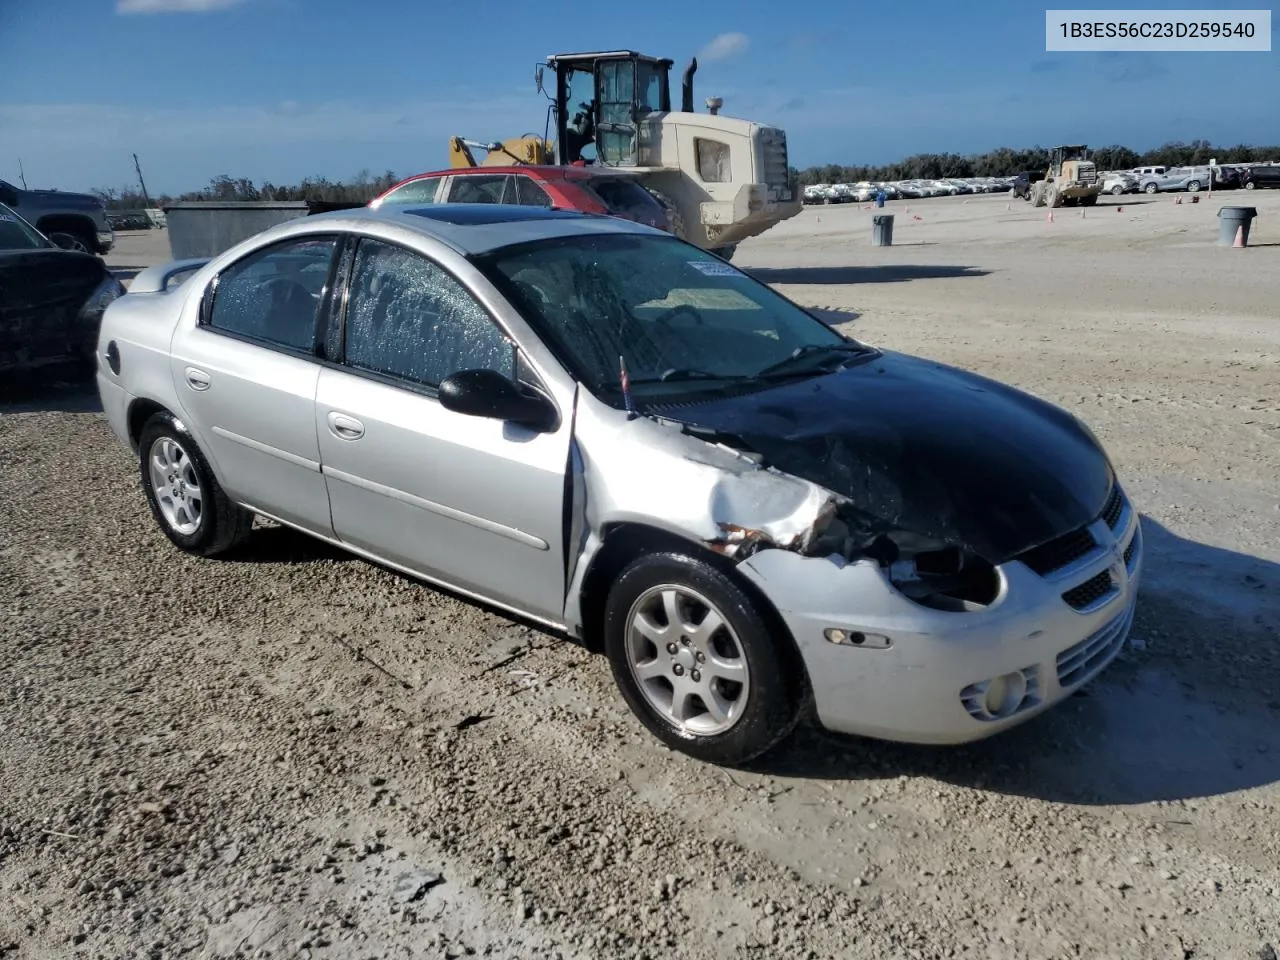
[698, 32, 750, 62]
[116, 0, 248, 13]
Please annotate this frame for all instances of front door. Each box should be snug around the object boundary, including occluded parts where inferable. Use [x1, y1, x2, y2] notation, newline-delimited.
[168, 234, 339, 536]
[314, 235, 570, 622]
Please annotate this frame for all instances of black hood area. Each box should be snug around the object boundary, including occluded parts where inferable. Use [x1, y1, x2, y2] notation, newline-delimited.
[659, 350, 1114, 564]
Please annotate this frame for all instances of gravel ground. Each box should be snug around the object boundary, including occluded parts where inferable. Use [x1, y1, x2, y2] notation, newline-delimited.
[2, 191, 1279, 959]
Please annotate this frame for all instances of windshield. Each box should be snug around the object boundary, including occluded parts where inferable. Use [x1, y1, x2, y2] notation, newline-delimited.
[473, 233, 871, 404]
[0, 203, 51, 250]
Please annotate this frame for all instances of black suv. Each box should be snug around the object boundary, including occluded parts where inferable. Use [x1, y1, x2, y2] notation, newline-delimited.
[1012, 169, 1046, 200]
[1242, 165, 1280, 190]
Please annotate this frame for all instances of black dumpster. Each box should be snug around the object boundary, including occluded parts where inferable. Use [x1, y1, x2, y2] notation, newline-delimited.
[872, 213, 894, 247]
[163, 200, 367, 259]
[1217, 206, 1257, 247]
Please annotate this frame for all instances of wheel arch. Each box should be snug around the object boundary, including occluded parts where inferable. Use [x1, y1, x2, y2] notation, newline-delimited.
[574, 521, 812, 699]
[35, 213, 97, 241]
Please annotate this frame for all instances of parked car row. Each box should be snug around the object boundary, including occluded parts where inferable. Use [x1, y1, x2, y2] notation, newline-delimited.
[802, 176, 1017, 204]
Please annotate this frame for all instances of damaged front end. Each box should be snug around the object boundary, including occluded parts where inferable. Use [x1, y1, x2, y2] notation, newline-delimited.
[562, 393, 1004, 639]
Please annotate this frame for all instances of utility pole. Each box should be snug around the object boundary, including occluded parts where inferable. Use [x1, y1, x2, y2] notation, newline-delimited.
[132, 152, 153, 208]
[17, 158, 27, 189]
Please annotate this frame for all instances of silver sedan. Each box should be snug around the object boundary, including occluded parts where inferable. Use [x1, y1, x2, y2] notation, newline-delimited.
[95, 205, 1143, 766]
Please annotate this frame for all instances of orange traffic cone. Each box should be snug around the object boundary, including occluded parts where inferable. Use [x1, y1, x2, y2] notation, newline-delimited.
[1117, 206, 1123, 213]
[1233, 225, 1245, 248]
[1047, 208, 1054, 223]
[1081, 207, 1086, 218]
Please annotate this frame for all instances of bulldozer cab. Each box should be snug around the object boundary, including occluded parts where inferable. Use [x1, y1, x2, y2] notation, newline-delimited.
[1049, 145, 1089, 177]
[540, 51, 674, 167]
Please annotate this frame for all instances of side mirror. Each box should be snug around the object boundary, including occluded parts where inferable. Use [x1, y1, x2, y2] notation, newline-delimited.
[438, 369, 556, 431]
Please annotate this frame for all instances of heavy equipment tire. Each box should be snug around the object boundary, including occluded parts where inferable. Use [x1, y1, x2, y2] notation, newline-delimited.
[1030, 183, 1045, 207]
[711, 244, 737, 262]
[1080, 193, 1098, 206]
[647, 188, 686, 242]
[1046, 185, 1062, 208]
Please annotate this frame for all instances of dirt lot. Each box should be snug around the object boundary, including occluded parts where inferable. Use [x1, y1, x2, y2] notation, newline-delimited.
[3, 191, 1278, 959]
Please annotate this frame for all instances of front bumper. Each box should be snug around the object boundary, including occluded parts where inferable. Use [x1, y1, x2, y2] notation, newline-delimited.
[96, 230, 115, 254]
[738, 501, 1144, 745]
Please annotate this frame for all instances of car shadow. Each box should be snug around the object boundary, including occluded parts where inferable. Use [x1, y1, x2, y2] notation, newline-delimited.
[223, 522, 356, 565]
[0, 378, 102, 413]
[746, 265, 990, 285]
[749, 514, 1280, 806]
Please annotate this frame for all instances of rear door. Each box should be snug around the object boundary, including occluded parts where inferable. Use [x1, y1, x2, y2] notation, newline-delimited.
[168, 233, 340, 536]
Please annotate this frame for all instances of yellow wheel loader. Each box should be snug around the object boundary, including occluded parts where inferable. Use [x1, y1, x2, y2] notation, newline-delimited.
[1029, 145, 1104, 209]
[448, 50, 802, 260]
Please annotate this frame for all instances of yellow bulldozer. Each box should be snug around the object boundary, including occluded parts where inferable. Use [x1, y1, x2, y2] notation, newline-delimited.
[446, 50, 801, 260]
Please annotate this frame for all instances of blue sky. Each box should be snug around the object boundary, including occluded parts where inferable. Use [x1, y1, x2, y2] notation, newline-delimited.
[1, 0, 1275, 194]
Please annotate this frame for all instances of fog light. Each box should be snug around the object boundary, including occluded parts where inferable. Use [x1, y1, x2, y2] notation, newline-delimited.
[823, 628, 891, 649]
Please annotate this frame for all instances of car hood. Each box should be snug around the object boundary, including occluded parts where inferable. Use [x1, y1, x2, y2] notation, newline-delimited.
[0, 248, 107, 312]
[655, 349, 1114, 564]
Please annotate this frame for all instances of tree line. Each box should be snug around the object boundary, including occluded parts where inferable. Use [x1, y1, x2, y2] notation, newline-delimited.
[91, 169, 403, 210]
[89, 139, 1280, 209]
[789, 139, 1279, 186]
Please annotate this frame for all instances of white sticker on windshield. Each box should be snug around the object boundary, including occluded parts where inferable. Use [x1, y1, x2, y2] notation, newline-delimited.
[687, 259, 740, 277]
[0, 215, 17, 223]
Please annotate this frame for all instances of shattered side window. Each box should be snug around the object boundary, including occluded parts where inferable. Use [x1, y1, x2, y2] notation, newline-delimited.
[342, 238, 515, 389]
[207, 236, 336, 351]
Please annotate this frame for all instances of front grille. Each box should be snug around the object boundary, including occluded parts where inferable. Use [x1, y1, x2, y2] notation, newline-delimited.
[1016, 528, 1098, 576]
[1101, 485, 1125, 530]
[1078, 165, 1098, 184]
[1056, 604, 1132, 688]
[1062, 570, 1115, 611]
[759, 128, 791, 200]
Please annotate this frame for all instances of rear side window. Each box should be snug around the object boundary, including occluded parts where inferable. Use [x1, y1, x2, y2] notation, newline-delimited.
[582, 178, 664, 218]
[514, 176, 553, 207]
[206, 236, 336, 351]
[377, 177, 442, 207]
[446, 175, 512, 204]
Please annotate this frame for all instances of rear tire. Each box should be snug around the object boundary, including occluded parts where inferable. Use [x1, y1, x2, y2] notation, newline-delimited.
[1110, 185, 1124, 196]
[138, 411, 254, 557]
[45, 226, 95, 255]
[603, 551, 805, 766]
[1244, 180, 1256, 190]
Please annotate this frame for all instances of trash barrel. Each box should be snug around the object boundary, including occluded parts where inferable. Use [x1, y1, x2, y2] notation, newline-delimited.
[1217, 206, 1257, 246]
[872, 214, 894, 246]
[875, 194, 886, 208]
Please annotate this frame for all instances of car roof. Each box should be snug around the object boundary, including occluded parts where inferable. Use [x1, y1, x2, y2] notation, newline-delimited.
[302, 203, 660, 256]
[396, 165, 630, 183]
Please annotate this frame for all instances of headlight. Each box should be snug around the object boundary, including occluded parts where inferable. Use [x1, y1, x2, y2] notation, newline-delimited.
[871, 530, 1001, 611]
[695, 138, 731, 183]
[79, 276, 127, 321]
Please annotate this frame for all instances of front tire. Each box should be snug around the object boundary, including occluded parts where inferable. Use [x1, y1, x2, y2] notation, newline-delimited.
[45, 227, 95, 254]
[1144, 183, 1159, 194]
[603, 551, 805, 766]
[138, 411, 253, 557]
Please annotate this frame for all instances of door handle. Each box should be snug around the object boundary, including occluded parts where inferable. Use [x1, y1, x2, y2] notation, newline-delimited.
[327, 411, 365, 440]
[184, 367, 211, 391]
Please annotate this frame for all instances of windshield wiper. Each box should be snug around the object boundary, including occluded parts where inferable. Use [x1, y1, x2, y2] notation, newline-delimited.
[753, 342, 870, 380]
[629, 368, 750, 385]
